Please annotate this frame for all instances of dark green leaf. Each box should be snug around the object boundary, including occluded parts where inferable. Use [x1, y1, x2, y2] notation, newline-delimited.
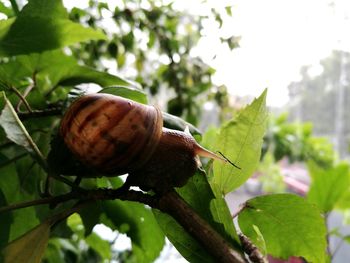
[0, 0, 106, 56]
[86, 232, 112, 260]
[153, 210, 214, 263]
[1, 221, 51, 263]
[0, 162, 39, 242]
[102, 200, 165, 263]
[0, 50, 136, 109]
[100, 86, 148, 104]
[307, 161, 350, 212]
[153, 171, 240, 263]
[59, 65, 136, 89]
[79, 202, 103, 237]
[212, 89, 268, 195]
[238, 194, 327, 263]
[0, 189, 12, 249]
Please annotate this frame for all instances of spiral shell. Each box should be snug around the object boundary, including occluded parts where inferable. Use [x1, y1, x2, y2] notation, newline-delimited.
[60, 93, 163, 175]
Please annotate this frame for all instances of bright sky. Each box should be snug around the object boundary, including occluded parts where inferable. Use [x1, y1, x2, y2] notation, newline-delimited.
[183, 0, 350, 107]
[63, 0, 350, 108]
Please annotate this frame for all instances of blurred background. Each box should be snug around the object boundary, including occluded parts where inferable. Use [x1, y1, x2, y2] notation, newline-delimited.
[2, 0, 350, 262]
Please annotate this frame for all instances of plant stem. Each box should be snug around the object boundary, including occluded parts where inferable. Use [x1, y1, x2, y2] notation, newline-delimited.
[18, 108, 62, 120]
[238, 232, 267, 263]
[0, 192, 79, 214]
[9, 0, 19, 15]
[9, 85, 32, 113]
[158, 190, 247, 263]
[0, 186, 251, 262]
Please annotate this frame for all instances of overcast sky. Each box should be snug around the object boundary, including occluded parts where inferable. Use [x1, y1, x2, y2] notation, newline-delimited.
[189, 0, 350, 107]
[63, 0, 350, 107]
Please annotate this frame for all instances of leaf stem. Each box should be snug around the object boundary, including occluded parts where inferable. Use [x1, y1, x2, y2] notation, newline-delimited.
[9, 85, 32, 113]
[0, 192, 79, 214]
[9, 0, 19, 15]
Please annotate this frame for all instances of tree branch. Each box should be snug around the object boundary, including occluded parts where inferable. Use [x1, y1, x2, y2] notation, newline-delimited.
[0, 187, 252, 262]
[18, 108, 62, 120]
[0, 192, 79, 214]
[238, 232, 267, 263]
[158, 190, 248, 263]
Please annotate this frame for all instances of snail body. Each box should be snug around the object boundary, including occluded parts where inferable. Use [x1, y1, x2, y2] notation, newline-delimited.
[60, 93, 226, 191]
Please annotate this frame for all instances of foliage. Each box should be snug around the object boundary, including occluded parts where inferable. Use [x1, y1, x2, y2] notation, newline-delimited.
[212, 89, 268, 195]
[262, 113, 336, 167]
[238, 194, 327, 263]
[307, 161, 350, 213]
[0, 1, 331, 263]
[67, 0, 236, 125]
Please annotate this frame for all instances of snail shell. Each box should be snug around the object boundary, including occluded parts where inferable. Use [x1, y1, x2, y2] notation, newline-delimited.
[60, 93, 163, 175]
[60, 93, 228, 190]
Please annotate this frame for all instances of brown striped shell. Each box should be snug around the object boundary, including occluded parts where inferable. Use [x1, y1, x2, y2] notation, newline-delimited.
[60, 93, 163, 175]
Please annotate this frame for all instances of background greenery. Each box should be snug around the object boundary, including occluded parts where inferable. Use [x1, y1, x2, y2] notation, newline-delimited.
[0, 1, 349, 263]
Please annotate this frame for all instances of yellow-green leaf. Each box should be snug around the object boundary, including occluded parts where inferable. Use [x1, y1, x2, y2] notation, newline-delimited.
[2, 221, 51, 263]
[212, 89, 268, 195]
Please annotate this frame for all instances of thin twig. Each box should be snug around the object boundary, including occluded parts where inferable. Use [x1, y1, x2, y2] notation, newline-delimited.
[0, 192, 79, 214]
[232, 203, 246, 219]
[0, 153, 27, 169]
[49, 174, 86, 192]
[9, 85, 33, 113]
[18, 108, 62, 120]
[0, 185, 260, 262]
[238, 232, 267, 263]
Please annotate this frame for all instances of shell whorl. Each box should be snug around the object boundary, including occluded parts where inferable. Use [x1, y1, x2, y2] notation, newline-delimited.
[60, 93, 163, 175]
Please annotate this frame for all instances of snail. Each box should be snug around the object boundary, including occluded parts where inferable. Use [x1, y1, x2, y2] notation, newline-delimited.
[60, 93, 235, 192]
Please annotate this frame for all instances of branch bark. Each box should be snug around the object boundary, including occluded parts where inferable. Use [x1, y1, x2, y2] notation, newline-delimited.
[158, 190, 247, 263]
[0, 187, 249, 262]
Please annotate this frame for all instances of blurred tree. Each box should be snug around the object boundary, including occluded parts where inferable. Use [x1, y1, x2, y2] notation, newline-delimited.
[287, 50, 350, 157]
[68, 0, 239, 125]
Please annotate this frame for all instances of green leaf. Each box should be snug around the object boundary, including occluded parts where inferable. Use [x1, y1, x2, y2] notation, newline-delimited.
[307, 161, 350, 212]
[0, 50, 136, 110]
[153, 210, 214, 263]
[212, 89, 268, 195]
[100, 86, 148, 104]
[238, 194, 327, 263]
[0, 0, 106, 56]
[102, 200, 165, 263]
[85, 232, 112, 261]
[0, 161, 39, 242]
[0, 92, 46, 168]
[0, 2, 14, 17]
[0, 189, 12, 249]
[153, 171, 240, 263]
[58, 65, 136, 89]
[79, 202, 103, 237]
[1, 221, 51, 263]
[225, 6, 232, 17]
[252, 225, 267, 256]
